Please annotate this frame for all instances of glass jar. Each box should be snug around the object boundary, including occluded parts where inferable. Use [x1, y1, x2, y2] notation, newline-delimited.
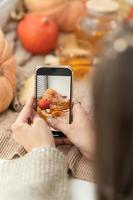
[58, 47, 93, 80]
[76, 0, 121, 56]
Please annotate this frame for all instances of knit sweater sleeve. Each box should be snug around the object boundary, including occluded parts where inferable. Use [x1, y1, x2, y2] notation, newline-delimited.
[0, 147, 68, 200]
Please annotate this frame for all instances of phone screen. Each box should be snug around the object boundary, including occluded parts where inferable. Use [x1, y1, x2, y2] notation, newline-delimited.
[36, 67, 72, 136]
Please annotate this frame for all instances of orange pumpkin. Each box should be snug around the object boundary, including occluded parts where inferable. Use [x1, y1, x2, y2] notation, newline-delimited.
[18, 14, 59, 54]
[24, 0, 87, 32]
[0, 30, 16, 113]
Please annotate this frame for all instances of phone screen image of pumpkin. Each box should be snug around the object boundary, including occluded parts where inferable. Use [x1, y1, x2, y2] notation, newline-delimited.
[36, 75, 71, 129]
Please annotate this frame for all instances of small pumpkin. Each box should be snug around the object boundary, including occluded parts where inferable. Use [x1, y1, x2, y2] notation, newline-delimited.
[0, 30, 16, 113]
[17, 13, 59, 54]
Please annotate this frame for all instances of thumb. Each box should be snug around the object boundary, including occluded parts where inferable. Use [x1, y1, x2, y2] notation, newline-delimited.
[32, 113, 42, 123]
[47, 117, 70, 136]
[73, 103, 84, 121]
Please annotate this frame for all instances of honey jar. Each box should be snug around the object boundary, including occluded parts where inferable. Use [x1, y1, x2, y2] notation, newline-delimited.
[58, 48, 93, 80]
[76, 0, 121, 56]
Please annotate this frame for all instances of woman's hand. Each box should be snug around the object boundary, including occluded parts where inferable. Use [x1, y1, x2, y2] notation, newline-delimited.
[11, 95, 55, 152]
[48, 103, 95, 160]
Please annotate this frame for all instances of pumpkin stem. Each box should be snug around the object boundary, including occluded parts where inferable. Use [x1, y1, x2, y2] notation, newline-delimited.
[0, 67, 4, 76]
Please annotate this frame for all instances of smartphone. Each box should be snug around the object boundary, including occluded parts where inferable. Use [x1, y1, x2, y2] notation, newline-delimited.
[35, 66, 73, 137]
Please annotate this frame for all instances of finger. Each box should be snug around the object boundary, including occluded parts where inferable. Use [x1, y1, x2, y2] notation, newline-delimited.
[29, 109, 36, 122]
[32, 113, 40, 122]
[72, 103, 83, 121]
[47, 118, 70, 136]
[73, 103, 88, 124]
[16, 94, 34, 123]
[33, 114, 49, 129]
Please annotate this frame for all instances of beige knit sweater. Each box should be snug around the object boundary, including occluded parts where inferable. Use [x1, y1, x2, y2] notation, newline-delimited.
[0, 147, 68, 200]
[0, 132, 94, 183]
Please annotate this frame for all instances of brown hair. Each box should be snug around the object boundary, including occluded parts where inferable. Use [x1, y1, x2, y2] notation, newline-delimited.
[92, 23, 133, 200]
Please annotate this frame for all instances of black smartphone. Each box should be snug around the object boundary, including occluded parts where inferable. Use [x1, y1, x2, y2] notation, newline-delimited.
[35, 66, 73, 137]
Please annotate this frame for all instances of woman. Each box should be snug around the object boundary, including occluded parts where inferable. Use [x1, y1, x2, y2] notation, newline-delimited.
[1, 22, 133, 200]
[0, 94, 94, 200]
[92, 25, 133, 199]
